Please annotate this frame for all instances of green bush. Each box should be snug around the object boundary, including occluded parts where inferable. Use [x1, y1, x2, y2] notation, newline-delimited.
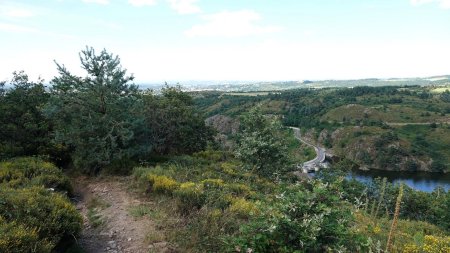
[0, 186, 82, 248]
[0, 157, 72, 194]
[147, 173, 179, 194]
[0, 216, 53, 253]
[226, 181, 366, 252]
[174, 182, 206, 213]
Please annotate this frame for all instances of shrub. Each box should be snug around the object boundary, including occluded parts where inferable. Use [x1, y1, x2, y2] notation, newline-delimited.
[0, 186, 83, 248]
[193, 150, 223, 162]
[228, 198, 259, 218]
[174, 182, 206, 213]
[226, 183, 254, 197]
[147, 174, 179, 194]
[220, 162, 238, 175]
[226, 181, 365, 252]
[201, 178, 225, 188]
[0, 157, 72, 194]
[0, 217, 53, 253]
[403, 235, 450, 253]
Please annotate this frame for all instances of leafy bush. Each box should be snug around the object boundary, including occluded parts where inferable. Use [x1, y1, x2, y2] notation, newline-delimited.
[228, 198, 259, 218]
[0, 186, 82, 250]
[174, 182, 206, 213]
[0, 157, 72, 194]
[0, 71, 54, 162]
[147, 173, 179, 194]
[226, 181, 365, 252]
[0, 157, 82, 252]
[133, 153, 369, 252]
[0, 216, 53, 253]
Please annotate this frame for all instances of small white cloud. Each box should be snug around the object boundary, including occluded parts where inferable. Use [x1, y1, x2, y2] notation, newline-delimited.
[411, 0, 450, 9]
[82, 0, 110, 5]
[129, 0, 157, 7]
[167, 0, 201, 14]
[185, 10, 282, 37]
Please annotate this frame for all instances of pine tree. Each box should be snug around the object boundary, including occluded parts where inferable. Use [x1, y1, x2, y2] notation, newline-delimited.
[45, 47, 148, 173]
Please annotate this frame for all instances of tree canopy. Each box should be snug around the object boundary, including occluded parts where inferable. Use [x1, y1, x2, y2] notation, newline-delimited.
[235, 106, 289, 178]
[144, 85, 213, 155]
[45, 47, 148, 173]
[0, 71, 52, 160]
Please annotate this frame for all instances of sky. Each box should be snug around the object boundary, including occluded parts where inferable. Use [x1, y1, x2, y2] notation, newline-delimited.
[1, 0, 450, 83]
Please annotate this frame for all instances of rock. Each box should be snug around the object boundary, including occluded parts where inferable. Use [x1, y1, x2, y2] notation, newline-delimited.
[107, 240, 117, 249]
[127, 238, 132, 241]
[205, 114, 239, 135]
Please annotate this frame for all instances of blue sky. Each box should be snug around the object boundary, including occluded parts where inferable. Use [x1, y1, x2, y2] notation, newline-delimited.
[1, 0, 450, 83]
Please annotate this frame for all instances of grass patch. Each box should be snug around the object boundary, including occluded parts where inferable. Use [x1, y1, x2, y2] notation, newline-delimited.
[87, 208, 105, 228]
[128, 204, 163, 219]
[86, 196, 110, 209]
[86, 197, 109, 228]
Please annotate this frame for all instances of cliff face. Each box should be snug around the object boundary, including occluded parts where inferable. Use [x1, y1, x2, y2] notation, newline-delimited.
[205, 114, 240, 135]
[205, 115, 240, 150]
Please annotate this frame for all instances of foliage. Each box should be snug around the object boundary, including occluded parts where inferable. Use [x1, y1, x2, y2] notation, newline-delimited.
[132, 153, 371, 252]
[0, 217, 53, 253]
[194, 85, 450, 172]
[318, 169, 450, 232]
[0, 158, 82, 252]
[440, 90, 450, 103]
[147, 173, 179, 194]
[175, 181, 206, 213]
[132, 152, 277, 251]
[0, 186, 82, 246]
[353, 211, 448, 252]
[403, 235, 450, 253]
[235, 106, 289, 178]
[0, 71, 56, 161]
[226, 181, 364, 253]
[228, 197, 259, 218]
[143, 85, 213, 155]
[386, 183, 405, 252]
[0, 157, 72, 194]
[45, 47, 148, 173]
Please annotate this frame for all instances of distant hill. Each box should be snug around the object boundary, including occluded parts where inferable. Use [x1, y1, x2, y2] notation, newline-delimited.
[137, 75, 450, 92]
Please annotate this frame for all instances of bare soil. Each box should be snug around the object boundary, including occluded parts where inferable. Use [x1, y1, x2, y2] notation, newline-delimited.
[73, 176, 175, 253]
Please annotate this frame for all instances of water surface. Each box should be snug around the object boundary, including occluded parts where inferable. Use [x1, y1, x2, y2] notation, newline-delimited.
[347, 169, 450, 192]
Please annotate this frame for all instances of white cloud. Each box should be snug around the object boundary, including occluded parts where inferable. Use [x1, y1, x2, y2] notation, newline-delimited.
[411, 0, 450, 9]
[82, 0, 110, 5]
[167, 0, 201, 14]
[185, 10, 283, 37]
[129, 0, 157, 7]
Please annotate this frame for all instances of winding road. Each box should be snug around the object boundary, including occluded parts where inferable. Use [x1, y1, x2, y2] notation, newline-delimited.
[289, 127, 326, 171]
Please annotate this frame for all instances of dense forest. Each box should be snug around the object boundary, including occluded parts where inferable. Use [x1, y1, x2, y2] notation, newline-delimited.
[1, 48, 449, 252]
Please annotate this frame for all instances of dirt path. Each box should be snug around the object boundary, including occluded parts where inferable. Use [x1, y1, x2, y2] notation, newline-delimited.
[73, 176, 174, 253]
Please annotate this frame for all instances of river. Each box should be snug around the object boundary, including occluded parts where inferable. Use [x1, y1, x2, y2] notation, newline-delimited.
[347, 169, 450, 192]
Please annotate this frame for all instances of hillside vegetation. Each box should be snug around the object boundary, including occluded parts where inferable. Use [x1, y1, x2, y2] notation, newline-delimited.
[1, 47, 449, 252]
[195, 86, 450, 172]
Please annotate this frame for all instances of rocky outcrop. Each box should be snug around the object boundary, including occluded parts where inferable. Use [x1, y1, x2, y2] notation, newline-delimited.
[205, 115, 240, 150]
[205, 114, 239, 135]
